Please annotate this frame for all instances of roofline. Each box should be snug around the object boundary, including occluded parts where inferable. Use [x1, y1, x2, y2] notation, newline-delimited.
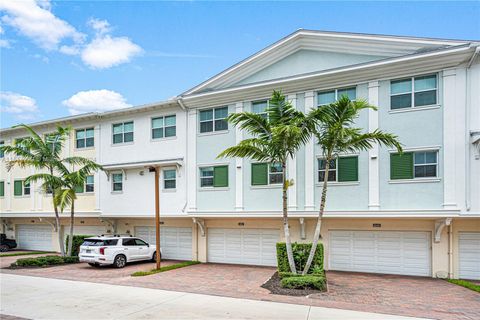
[181, 43, 475, 100]
[181, 29, 473, 96]
[0, 99, 181, 135]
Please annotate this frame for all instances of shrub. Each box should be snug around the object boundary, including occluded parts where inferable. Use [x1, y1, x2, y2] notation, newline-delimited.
[280, 275, 326, 291]
[12, 255, 79, 268]
[276, 242, 324, 274]
[65, 234, 95, 257]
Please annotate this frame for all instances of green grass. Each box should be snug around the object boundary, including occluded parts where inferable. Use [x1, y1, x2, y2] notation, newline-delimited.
[447, 279, 480, 293]
[11, 255, 79, 268]
[0, 251, 53, 257]
[131, 261, 201, 276]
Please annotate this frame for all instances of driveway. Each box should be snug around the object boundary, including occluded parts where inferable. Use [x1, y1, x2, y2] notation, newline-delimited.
[1, 274, 424, 320]
[2, 260, 479, 320]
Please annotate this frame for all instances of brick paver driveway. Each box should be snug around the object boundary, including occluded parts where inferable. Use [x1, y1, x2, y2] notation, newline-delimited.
[2, 259, 479, 320]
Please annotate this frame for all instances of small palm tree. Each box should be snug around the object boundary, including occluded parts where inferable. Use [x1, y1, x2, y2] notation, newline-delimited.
[1, 125, 70, 256]
[28, 157, 103, 256]
[302, 96, 403, 275]
[218, 91, 314, 273]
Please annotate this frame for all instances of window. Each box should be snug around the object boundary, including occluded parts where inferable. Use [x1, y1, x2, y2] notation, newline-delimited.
[134, 239, 148, 246]
[76, 128, 94, 148]
[390, 74, 437, 110]
[0, 141, 4, 158]
[163, 169, 176, 189]
[252, 100, 268, 119]
[200, 165, 228, 188]
[15, 137, 28, 151]
[0, 181, 4, 197]
[199, 107, 228, 133]
[318, 87, 356, 106]
[251, 163, 284, 186]
[152, 115, 176, 139]
[112, 121, 134, 144]
[390, 151, 438, 180]
[76, 175, 94, 193]
[122, 238, 136, 246]
[82, 239, 118, 246]
[45, 133, 62, 152]
[112, 173, 123, 191]
[317, 156, 359, 182]
[14, 180, 30, 196]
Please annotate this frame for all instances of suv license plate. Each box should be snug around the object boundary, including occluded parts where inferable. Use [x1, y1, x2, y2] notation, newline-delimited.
[86, 249, 91, 253]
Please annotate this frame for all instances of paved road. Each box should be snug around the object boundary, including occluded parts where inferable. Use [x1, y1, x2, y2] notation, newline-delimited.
[0, 274, 428, 320]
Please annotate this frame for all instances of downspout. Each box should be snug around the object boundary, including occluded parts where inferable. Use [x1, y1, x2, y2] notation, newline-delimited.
[448, 222, 453, 279]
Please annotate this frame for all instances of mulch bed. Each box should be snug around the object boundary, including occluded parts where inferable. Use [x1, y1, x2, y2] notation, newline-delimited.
[261, 272, 326, 297]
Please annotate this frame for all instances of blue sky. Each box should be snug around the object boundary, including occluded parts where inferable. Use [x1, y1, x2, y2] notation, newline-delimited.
[1, 1, 479, 128]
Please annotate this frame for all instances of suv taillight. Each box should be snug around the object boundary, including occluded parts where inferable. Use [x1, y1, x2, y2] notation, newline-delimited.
[99, 247, 106, 255]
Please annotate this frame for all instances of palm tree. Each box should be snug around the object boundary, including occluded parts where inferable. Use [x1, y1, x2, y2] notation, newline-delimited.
[28, 157, 102, 256]
[218, 91, 314, 274]
[1, 125, 70, 256]
[301, 96, 403, 275]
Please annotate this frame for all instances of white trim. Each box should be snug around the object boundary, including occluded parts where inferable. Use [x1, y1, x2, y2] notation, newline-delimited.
[368, 80, 380, 210]
[304, 91, 315, 210]
[388, 105, 441, 114]
[235, 101, 244, 211]
[315, 181, 360, 187]
[389, 178, 441, 184]
[388, 145, 441, 152]
[287, 94, 297, 209]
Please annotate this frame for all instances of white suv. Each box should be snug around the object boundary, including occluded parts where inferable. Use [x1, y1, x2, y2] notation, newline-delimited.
[79, 235, 158, 268]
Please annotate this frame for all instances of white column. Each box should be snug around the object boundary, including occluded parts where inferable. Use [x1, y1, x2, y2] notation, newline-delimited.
[94, 124, 101, 211]
[5, 139, 12, 211]
[287, 94, 297, 210]
[368, 81, 380, 210]
[442, 68, 466, 210]
[235, 102, 244, 211]
[304, 91, 315, 210]
[187, 109, 197, 211]
[30, 167, 35, 211]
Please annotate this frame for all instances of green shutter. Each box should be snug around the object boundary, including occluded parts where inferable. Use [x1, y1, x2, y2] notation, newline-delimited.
[14, 181, 22, 196]
[213, 165, 228, 187]
[338, 156, 358, 182]
[0, 181, 4, 197]
[74, 184, 84, 193]
[390, 152, 414, 179]
[251, 163, 268, 185]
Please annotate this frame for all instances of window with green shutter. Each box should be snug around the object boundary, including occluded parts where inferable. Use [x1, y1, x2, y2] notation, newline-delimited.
[251, 163, 268, 186]
[0, 181, 4, 197]
[390, 152, 414, 179]
[74, 184, 84, 193]
[213, 165, 228, 187]
[338, 156, 358, 182]
[14, 180, 23, 196]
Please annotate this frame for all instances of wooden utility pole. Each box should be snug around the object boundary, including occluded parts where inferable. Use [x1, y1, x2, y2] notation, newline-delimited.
[154, 167, 161, 269]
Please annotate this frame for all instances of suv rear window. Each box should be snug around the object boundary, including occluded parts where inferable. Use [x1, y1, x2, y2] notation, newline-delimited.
[82, 239, 118, 246]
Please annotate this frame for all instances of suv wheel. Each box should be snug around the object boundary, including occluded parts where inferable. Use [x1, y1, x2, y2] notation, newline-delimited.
[0, 245, 9, 252]
[114, 255, 126, 268]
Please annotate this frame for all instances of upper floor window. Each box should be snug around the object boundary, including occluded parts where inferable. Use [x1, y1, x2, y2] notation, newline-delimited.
[152, 115, 176, 139]
[45, 133, 62, 152]
[163, 169, 176, 189]
[76, 128, 94, 149]
[14, 180, 30, 196]
[318, 156, 358, 183]
[390, 74, 437, 110]
[390, 150, 438, 180]
[199, 107, 228, 133]
[0, 141, 4, 158]
[112, 173, 123, 192]
[15, 137, 28, 151]
[0, 181, 4, 197]
[252, 100, 268, 119]
[112, 121, 134, 144]
[251, 162, 284, 186]
[74, 175, 94, 193]
[200, 165, 228, 188]
[318, 87, 356, 106]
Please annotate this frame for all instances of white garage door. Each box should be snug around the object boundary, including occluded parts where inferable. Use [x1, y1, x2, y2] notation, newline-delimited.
[16, 224, 53, 251]
[63, 225, 107, 239]
[208, 228, 279, 267]
[459, 232, 480, 280]
[135, 226, 192, 260]
[329, 230, 431, 277]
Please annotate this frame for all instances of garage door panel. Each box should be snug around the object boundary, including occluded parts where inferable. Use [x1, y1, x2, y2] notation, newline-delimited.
[208, 228, 279, 266]
[459, 232, 480, 280]
[16, 225, 53, 251]
[135, 226, 192, 260]
[330, 230, 431, 277]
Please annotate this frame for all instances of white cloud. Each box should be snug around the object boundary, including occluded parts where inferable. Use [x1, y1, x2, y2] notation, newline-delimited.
[0, 0, 84, 50]
[0, 91, 39, 120]
[81, 35, 143, 69]
[62, 89, 131, 115]
[0, 39, 10, 48]
[87, 18, 111, 35]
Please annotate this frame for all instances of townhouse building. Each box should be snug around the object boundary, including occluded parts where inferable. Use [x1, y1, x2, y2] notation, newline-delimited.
[1, 30, 479, 279]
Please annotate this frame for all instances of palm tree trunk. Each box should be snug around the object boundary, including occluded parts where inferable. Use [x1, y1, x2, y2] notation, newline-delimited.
[67, 201, 75, 256]
[282, 163, 297, 274]
[302, 156, 330, 275]
[50, 167, 65, 257]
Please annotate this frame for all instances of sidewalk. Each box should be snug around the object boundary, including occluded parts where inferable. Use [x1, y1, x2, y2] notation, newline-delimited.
[0, 274, 428, 320]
